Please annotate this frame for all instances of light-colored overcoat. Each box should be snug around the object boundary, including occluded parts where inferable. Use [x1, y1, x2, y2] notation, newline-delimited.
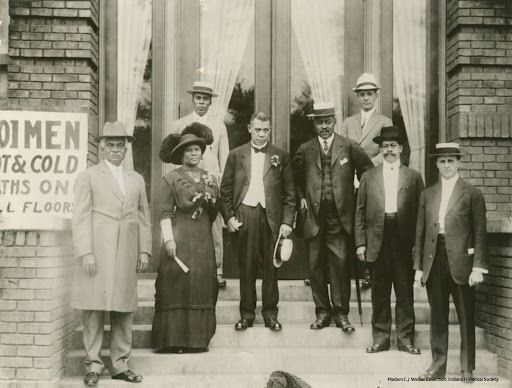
[70, 161, 152, 312]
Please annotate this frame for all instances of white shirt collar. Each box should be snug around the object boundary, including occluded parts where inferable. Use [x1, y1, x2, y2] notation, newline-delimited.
[192, 111, 208, 123]
[318, 134, 334, 147]
[441, 174, 459, 188]
[105, 159, 124, 174]
[382, 159, 401, 170]
[361, 108, 376, 119]
[251, 142, 268, 151]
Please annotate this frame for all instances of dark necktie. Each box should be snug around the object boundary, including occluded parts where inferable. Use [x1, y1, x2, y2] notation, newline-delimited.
[252, 145, 267, 153]
[323, 140, 329, 154]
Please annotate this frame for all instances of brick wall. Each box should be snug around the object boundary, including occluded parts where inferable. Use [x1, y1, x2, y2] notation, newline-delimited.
[446, 0, 512, 379]
[0, 0, 99, 385]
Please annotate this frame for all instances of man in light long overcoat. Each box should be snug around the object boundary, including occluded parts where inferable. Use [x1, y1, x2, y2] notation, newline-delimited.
[70, 121, 152, 386]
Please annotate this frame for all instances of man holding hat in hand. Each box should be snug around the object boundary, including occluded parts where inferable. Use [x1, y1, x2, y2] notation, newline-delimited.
[355, 126, 423, 355]
[71, 121, 151, 386]
[293, 103, 372, 333]
[167, 81, 229, 288]
[414, 143, 488, 381]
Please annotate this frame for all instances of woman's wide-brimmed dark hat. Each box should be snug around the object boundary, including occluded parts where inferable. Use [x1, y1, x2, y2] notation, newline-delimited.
[159, 122, 213, 164]
[429, 142, 464, 158]
[373, 126, 405, 145]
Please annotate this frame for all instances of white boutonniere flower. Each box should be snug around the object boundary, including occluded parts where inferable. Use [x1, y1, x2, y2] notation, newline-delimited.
[270, 155, 281, 167]
[339, 157, 348, 166]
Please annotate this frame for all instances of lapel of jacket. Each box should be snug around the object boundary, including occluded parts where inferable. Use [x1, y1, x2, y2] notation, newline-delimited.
[310, 139, 322, 170]
[398, 165, 408, 192]
[99, 161, 124, 203]
[360, 111, 378, 144]
[374, 165, 384, 195]
[350, 114, 362, 143]
[263, 145, 272, 177]
[330, 134, 344, 166]
[241, 143, 252, 181]
[431, 182, 442, 220]
[446, 177, 465, 215]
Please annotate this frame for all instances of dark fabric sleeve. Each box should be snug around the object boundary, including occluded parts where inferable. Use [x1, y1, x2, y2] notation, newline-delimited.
[159, 174, 176, 221]
[413, 190, 427, 271]
[350, 142, 374, 180]
[471, 188, 488, 270]
[280, 150, 297, 227]
[220, 151, 236, 223]
[354, 171, 368, 248]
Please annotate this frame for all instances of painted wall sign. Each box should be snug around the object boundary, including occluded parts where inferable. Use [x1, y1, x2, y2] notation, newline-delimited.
[0, 111, 88, 230]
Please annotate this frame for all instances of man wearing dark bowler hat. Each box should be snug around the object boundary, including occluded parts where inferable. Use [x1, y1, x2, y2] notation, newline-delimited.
[293, 103, 373, 332]
[71, 121, 151, 386]
[355, 126, 423, 355]
[414, 143, 488, 382]
[220, 112, 296, 332]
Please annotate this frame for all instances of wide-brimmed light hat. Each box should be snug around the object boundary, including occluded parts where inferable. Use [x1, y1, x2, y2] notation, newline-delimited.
[429, 142, 464, 158]
[353, 73, 380, 92]
[273, 231, 293, 268]
[96, 121, 134, 142]
[373, 126, 405, 145]
[306, 102, 336, 118]
[186, 81, 218, 97]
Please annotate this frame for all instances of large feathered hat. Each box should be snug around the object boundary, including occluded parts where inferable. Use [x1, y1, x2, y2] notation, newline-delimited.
[159, 122, 213, 164]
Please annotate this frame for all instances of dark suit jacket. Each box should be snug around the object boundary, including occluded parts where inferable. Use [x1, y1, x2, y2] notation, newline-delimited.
[354, 164, 424, 263]
[413, 178, 488, 285]
[220, 142, 296, 240]
[293, 134, 373, 239]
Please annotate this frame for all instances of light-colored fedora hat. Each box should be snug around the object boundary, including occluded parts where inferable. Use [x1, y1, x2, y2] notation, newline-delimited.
[429, 142, 464, 158]
[306, 102, 336, 118]
[186, 81, 218, 97]
[96, 121, 134, 142]
[273, 231, 294, 268]
[353, 73, 381, 91]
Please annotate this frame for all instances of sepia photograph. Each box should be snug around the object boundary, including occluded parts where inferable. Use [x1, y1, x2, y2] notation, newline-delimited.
[0, 0, 511, 387]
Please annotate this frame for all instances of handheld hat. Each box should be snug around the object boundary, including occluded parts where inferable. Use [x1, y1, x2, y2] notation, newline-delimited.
[273, 231, 293, 268]
[186, 81, 218, 97]
[353, 73, 380, 92]
[159, 122, 213, 164]
[373, 126, 404, 145]
[96, 121, 135, 142]
[306, 102, 336, 118]
[429, 142, 464, 158]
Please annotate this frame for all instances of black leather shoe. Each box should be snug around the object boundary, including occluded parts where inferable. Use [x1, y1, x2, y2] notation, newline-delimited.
[111, 369, 143, 383]
[84, 372, 100, 387]
[234, 318, 253, 331]
[398, 343, 421, 355]
[310, 318, 331, 330]
[366, 343, 390, 353]
[265, 318, 282, 331]
[462, 371, 474, 384]
[304, 279, 311, 286]
[338, 316, 355, 333]
[419, 370, 445, 380]
[217, 276, 227, 289]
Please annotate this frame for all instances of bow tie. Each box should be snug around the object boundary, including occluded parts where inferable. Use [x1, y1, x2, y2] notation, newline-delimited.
[252, 145, 267, 153]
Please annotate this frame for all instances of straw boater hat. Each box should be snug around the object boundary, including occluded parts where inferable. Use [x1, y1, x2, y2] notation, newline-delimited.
[186, 81, 218, 97]
[273, 231, 294, 268]
[159, 122, 213, 165]
[373, 126, 405, 145]
[95, 121, 135, 142]
[353, 73, 381, 92]
[306, 102, 336, 118]
[429, 142, 464, 158]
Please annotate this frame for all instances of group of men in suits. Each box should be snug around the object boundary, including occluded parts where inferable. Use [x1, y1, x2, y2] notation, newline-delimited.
[71, 76, 488, 385]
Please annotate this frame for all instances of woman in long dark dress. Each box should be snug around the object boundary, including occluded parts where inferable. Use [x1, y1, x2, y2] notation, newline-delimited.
[151, 123, 219, 353]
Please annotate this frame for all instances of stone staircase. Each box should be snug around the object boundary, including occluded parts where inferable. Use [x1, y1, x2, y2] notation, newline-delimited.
[60, 279, 509, 387]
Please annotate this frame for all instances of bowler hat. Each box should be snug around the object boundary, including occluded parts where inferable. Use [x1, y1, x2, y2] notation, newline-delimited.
[96, 121, 135, 142]
[353, 73, 380, 92]
[306, 102, 336, 118]
[373, 126, 404, 145]
[273, 232, 293, 268]
[429, 142, 464, 158]
[186, 81, 218, 97]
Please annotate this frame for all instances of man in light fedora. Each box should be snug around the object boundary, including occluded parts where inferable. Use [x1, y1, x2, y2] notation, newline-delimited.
[414, 143, 488, 381]
[167, 81, 229, 288]
[355, 126, 423, 355]
[293, 103, 372, 332]
[70, 121, 151, 386]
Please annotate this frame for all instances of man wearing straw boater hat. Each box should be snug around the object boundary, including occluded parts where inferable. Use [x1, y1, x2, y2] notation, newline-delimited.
[355, 126, 423, 355]
[167, 81, 229, 288]
[70, 121, 152, 386]
[293, 103, 372, 332]
[414, 143, 488, 382]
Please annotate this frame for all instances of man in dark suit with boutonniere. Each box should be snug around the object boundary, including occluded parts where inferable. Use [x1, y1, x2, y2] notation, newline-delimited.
[414, 143, 488, 382]
[220, 112, 296, 332]
[355, 126, 424, 355]
[293, 103, 373, 333]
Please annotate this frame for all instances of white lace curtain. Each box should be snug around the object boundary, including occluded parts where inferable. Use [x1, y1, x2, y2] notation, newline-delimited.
[393, 0, 427, 177]
[117, 0, 152, 169]
[291, 0, 345, 130]
[199, 0, 255, 123]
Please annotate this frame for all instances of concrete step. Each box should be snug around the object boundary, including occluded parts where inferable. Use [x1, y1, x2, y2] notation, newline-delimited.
[59, 374, 510, 388]
[130, 300, 458, 325]
[71, 324, 486, 350]
[64, 348, 499, 377]
[137, 278, 430, 302]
